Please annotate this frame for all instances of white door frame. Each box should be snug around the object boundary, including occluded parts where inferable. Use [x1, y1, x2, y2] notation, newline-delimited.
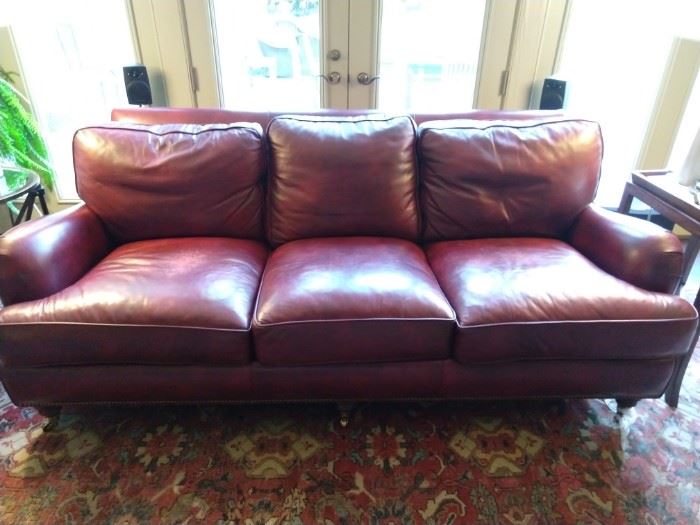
[133, 0, 571, 111]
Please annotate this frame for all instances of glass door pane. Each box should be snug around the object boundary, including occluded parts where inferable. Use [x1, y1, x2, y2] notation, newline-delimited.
[212, 0, 321, 110]
[669, 71, 700, 172]
[7, 0, 135, 200]
[376, 0, 487, 111]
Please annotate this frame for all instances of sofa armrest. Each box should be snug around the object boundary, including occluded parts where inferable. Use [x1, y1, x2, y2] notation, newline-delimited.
[567, 205, 683, 294]
[0, 203, 112, 306]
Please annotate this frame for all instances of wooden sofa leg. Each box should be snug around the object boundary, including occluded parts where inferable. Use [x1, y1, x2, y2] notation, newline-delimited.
[665, 352, 694, 408]
[665, 317, 700, 408]
[36, 406, 61, 431]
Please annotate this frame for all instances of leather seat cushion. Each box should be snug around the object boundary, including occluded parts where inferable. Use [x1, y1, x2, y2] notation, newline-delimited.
[426, 238, 697, 364]
[0, 238, 268, 367]
[253, 237, 455, 366]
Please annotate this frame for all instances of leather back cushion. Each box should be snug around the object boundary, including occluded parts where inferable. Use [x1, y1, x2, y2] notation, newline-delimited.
[418, 118, 603, 241]
[266, 115, 419, 246]
[74, 123, 265, 242]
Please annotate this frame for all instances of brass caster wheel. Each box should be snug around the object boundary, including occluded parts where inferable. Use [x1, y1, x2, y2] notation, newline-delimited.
[336, 402, 355, 428]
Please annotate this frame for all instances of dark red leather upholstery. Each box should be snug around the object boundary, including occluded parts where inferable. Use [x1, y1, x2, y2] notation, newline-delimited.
[1, 357, 673, 404]
[110, 107, 564, 128]
[0, 238, 267, 367]
[568, 205, 684, 294]
[0, 203, 112, 306]
[426, 238, 697, 364]
[441, 358, 676, 400]
[254, 237, 455, 365]
[73, 123, 265, 243]
[419, 118, 603, 242]
[411, 110, 564, 125]
[111, 108, 384, 128]
[266, 115, 420, 246]
[0, 107, 695, 410]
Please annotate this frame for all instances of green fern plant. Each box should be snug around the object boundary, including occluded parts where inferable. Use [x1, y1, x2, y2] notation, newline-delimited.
[0, 68, 54, 191]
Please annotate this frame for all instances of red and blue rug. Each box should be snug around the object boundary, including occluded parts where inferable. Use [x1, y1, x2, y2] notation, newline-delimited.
[1, 349, 699, 525]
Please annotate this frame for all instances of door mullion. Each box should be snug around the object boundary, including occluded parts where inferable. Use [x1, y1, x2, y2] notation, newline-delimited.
[347, 0, 379, 109]
[321, 0, 350, 109]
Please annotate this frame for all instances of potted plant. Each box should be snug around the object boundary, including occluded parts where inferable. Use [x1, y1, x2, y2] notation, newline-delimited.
[0, 66, 54, 191]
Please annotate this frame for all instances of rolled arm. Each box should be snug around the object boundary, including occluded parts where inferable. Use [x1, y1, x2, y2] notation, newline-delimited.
[0, 203, 112, 306]
[567, 205, 683, 294]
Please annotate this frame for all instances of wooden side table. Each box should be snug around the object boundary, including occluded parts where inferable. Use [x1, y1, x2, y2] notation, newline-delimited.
[618, 170, 700, 301]
[0, 167, 49, 226]
[618, 169, 700, 407]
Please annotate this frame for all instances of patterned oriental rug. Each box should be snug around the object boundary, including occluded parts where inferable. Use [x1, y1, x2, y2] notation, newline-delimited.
[0, 354, 699, 524]
[0, 330, 700, 525]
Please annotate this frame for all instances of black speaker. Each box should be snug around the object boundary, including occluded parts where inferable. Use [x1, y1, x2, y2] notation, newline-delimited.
[539, 77, 567, 110]
[123, 65, 152, 105]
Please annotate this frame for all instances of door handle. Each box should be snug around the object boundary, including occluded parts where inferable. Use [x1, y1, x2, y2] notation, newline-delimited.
[357, 72, 379, 85]
[320, 71, 342, 84]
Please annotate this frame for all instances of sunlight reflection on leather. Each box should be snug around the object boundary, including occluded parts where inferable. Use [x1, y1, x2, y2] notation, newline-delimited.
[204, 279, 238, 300]
[353, 272, 413, 291]
[296, 270, 416, 294]
[83, 290, 125, 306]
[296, 272, 336, 293]
[463, 272, 501, 295]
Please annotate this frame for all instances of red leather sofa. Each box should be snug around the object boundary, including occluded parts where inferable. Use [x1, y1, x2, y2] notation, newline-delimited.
[0, 108, 697, 417]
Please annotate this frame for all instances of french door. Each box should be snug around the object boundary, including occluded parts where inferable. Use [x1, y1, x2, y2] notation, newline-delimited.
[1, 0, 569, 204]
[206, 0, 532, 111]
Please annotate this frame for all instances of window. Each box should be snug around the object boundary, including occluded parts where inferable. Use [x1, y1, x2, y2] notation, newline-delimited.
[205, 0, 502, 111]
[7, 0, 135, 200]
[557, 0, 700, 207]
[668, 71, 700, 173]
[377, 0, 486, 111]
[212, 0, 321, 110]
